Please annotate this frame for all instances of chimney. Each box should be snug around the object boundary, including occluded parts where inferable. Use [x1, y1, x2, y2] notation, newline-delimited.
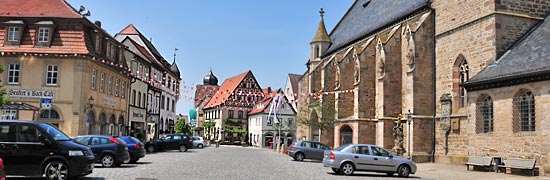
[267, 87, 272, 94]
[94, 21, 101, 27]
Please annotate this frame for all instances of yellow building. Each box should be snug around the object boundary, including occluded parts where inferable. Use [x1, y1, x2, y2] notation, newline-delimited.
[0, 0, 130, 137]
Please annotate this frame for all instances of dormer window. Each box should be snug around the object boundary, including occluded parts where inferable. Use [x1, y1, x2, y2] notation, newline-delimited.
[94, 34, 102, 53]
[8, 27, 20, 41]
[3, 20, 24, 46]
[34, 21, 55, 47]
[37, 27, 49, 42]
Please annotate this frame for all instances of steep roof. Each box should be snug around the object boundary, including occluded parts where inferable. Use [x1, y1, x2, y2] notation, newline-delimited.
[311, 9, 331, 44]
[170, 61, 181, 78]
[127, 37, 155, 62]
[115, 24, 166, 67]
[465, 15, 550, 88]
[0, 28, 88, 54]
[248, 89, 281, 115]
[288, 73, 301, 94]
[324, 0, 429, 55]
[118, 24, 140, 35]
[194, 84, 220, 108]
[0, 0, 82, 18]
[204, 71, 250, 109]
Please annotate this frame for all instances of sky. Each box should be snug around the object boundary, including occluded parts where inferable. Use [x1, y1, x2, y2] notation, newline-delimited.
[66, 0, 354, 115]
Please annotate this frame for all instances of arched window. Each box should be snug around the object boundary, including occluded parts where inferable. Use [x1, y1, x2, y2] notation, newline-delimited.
[99, 112, 107, 135]
[87, 111, 96, 135]
[513, 90, 535, 132]
[118, 116, 125, 136]
[132, 90, 136, 105]
[39, 109, 60, 119]
[459, 60, 469, 108]
[109, 114, 116, 135]
[476, 95, 493, 133]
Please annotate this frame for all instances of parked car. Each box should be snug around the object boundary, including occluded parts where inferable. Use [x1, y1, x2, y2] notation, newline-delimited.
[145, 134, 192, 152]
[73, 135, 130, 167]
[0, 120, 94, 180]
[288, 141, 331, 161]
[119, 136, 146, 163]
[323, 144, 416, 177]
[192, 136, 206, 149]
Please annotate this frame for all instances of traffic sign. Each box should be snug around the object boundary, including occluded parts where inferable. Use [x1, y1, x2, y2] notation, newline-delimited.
[41, 98, 52, 109]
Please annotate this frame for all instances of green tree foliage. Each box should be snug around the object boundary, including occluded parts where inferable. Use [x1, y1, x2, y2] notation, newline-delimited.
[0, 65, 9, 106]
[175, 118, 192, 135]
[298, 96, 338, 131]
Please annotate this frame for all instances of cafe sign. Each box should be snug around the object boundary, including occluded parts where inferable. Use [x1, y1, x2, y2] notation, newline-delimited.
[8, 89, 55, 99]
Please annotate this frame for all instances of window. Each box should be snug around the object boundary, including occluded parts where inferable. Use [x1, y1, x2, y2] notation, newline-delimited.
[172, 100, 175, 112]
[459, 61, 469, 108]
[37, 27, 50, 42]
[115, 79, 120, 97]
[476, 96, 493, 133]
[352, 146, 370, 155]
[46, 65, 59, 86]
[161, 95, 165, 109]
[371, 146, 391, 157]
[108, 76, 113, 95]
[267, 117, 272, 126]
[121, 81, 126, 98]
[8, 27, 20, 42]
[238, 111, 243, 119]
[288, 118, 293, 127]
[132, 90, 136, 105]
[106, 43, 111, 59]
[7, 63, 20, 84]
[1, 110, 17, 120]
[132, 62, 137, 75]
[17, 125, 42, 143]
[0, 124, 13, 142]
[143, 94, 146, 108]
[139, 64, 143, 79]
[111, 44, 116, 60]
[95, 35, 102, 52]
[166, 96, 169, 111]
[91, 69, 96, 90]
[228, 110, 234, 119]
[39, 109, 60, 119]
[138, 92, 141, 107]
[513, 91, 535, 132]
[100, 73, 105, 92]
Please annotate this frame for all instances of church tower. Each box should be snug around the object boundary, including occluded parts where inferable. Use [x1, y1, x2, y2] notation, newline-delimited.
[308, 8, 331, 73]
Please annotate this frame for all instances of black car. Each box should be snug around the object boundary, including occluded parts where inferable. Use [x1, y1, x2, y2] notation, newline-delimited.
[0, 120, 95, 180]
[119, 136, 146, 163]
[145, 134, 193, 152]
[73, 135, 130, 167]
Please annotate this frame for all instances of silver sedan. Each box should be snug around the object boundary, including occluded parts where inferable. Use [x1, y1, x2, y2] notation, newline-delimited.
[323, 144, 416, 177]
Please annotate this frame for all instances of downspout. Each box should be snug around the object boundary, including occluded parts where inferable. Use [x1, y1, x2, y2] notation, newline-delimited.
[431, 8, 437, 163]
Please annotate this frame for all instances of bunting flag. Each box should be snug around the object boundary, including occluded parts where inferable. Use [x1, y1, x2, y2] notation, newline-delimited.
[272, 93, 282, 124]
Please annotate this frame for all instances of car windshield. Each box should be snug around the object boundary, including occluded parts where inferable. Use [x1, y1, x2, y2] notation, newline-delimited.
[334, 144, 351, 151]
[39, 123, 71, 141]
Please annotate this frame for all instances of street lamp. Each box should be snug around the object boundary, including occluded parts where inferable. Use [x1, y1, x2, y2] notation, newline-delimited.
[406, 109, 412, 159]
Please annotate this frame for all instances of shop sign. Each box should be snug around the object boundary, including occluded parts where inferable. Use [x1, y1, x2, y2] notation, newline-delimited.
[8, 89, 55, 99]
[103, 97, 117, 106]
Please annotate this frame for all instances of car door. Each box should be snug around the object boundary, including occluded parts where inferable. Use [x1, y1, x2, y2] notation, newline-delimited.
[0, 123, 16, 175]
[12, 124, 51, 176]
[90, 137, 112, 158]
[370, 146, 398, 172]
[314, 143, 330, 160]
[171, 135, 183, 149]
[300, 141, 315, 158]
[351, 145, 376, 171]
[163, 135, 175, 149]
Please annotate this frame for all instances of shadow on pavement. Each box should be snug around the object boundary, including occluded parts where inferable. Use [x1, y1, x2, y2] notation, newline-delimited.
[326, 172, 422, 179]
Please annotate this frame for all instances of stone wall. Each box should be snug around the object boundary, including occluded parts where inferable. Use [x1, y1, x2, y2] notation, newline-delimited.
[432, 0, 495, 35]
[497, 0, 550, 17]
[495, 14, 539, 57]
[356, 42, 377, 119]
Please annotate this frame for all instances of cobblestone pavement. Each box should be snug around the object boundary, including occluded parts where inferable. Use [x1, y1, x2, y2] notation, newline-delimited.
[7, 145, 542, 180]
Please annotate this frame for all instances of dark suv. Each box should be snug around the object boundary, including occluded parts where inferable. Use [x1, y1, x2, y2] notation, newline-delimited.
[0, 120, 95, 180]
[73, 135, 130, 167]
[145, 134, 192, 152]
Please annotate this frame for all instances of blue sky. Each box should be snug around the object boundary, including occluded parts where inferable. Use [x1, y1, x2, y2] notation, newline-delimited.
[66, 0, 353, 115]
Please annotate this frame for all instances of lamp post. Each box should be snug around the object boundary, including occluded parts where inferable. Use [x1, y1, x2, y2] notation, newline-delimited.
[85, 96, 95, 134]
[406, 109, 412, 159]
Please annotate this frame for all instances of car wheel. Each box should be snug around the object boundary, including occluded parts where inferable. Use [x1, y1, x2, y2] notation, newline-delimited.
[44, 160, 69, 180]
[198, 144, 204, 149]
[294, 152, 305, 161]
[124, 154, 133, 164]
[179, 145, 188, 152]
[332, 168, 340, 174]
[101, 154, 115, 167]
[147, 145, 156, 153]
[340, 162, 355, 176]
[397, 165, 411, 177]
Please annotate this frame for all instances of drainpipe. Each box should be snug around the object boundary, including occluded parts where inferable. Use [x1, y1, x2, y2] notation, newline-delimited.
[431, 8, 437, 163]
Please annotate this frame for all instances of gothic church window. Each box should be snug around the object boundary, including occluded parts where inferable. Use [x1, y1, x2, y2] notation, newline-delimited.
[513, 90, 535, 132]
[459, 61, 469, 108]
[476, 95, 493, 133]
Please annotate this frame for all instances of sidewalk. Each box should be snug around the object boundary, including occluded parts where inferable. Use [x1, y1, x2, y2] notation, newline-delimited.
[415, 163, 541, 180]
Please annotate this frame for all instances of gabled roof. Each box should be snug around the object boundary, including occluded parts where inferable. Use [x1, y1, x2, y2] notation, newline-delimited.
[194, 84, 220, 108]
[324, 0, 429, 55]
[0, 29, 88, 54]
[248, 89, 281, 115]
[118, 24, 140, 35]
[124, 37, 154, 62]
[115, 24, 165, 67]
[465, 15, 550, 89]
[0, 0, 82, 18]
[204, 71, 250, 109]
[288, 73, 301, 94]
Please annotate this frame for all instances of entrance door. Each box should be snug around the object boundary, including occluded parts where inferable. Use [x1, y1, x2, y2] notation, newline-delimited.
[340, 125, 353, 145]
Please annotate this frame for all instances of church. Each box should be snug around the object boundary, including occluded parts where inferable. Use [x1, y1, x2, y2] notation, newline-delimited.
[297, 0, 550, 174]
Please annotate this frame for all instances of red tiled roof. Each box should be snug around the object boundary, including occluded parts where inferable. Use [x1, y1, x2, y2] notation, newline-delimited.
[194, 84, 220, 108]
[118, 24, 140, 35]
[0, 0, 82, 18]
[288, 73, 301, 94]
[248, 88, 281, 115]
[0, 27, 88, 54]
[204, 71, 250, 109]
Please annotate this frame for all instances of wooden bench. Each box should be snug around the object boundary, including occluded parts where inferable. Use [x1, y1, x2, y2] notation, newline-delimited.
[465, 156, 493, 171]
[498, 158, 537, 176]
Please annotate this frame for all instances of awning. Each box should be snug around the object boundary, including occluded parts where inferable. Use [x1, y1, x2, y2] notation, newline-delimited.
[0, 102, 39, 111]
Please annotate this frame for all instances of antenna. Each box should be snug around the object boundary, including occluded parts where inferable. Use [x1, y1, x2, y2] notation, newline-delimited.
[173, 48, 179, 63]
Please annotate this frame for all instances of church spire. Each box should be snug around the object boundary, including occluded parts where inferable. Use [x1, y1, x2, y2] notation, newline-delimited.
[310, 8, 331, 44]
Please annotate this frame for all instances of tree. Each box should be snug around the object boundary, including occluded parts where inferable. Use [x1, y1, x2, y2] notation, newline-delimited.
[203, 121, 215, 140]
[175, 118, 192, 135]
[0, 65, 8, 107]
[297, 95, 338, 139]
